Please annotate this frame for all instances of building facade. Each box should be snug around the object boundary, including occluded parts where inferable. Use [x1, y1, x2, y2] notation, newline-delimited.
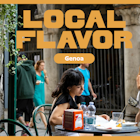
[34, 4, 140, 119]
[1, 4, 139, 121]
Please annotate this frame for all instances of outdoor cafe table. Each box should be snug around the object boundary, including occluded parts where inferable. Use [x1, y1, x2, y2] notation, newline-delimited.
[55, 125, 139, 136]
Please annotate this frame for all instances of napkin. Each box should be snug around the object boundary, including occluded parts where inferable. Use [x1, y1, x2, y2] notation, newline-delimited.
[95, 116, 117, 128]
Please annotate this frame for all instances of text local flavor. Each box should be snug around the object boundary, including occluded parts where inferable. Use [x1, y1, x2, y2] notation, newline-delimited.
[17, 10, 132, 49]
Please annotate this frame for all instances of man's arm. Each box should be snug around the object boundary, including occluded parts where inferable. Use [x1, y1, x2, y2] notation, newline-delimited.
[88, 80, 97, 98]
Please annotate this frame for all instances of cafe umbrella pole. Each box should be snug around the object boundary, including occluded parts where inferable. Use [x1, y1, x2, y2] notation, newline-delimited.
[8, 4, 18, 136]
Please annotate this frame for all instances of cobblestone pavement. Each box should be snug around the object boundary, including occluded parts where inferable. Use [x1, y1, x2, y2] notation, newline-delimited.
[1, 111, 140, 136]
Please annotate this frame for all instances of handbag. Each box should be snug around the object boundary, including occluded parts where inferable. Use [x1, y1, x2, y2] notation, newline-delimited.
[136, 75, 140, 89]
[128, 96, 139, 107]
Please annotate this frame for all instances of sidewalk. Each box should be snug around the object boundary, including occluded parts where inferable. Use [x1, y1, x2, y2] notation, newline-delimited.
[1, 110, 140, 136]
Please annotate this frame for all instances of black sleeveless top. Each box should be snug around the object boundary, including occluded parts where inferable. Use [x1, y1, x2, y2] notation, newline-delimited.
[47, 94, 81, 136]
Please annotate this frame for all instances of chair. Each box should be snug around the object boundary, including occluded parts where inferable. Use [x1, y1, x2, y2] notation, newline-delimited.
[0, 119, 33, 136]
[32, 104, 52, 136]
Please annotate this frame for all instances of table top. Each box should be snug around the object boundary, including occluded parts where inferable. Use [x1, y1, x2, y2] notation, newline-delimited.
[55, 125, 139, 134]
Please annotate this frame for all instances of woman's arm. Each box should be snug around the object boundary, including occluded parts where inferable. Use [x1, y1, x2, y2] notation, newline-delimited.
[77, 103, 81, 110]
[43, 69, 49, 84]
[49, 102, 70, 125]
[99, 114, 110, 121]
[136, 75, 140, 89]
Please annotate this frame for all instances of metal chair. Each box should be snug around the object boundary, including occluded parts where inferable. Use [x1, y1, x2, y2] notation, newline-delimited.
[32, 104, 52, 136]
[0, 119, 33, 136]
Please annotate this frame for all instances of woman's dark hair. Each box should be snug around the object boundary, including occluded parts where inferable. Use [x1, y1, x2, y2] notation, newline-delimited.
[52, 68, 84, 98]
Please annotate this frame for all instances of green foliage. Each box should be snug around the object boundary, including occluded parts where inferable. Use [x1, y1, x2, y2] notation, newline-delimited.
[0, 4, 22, 75]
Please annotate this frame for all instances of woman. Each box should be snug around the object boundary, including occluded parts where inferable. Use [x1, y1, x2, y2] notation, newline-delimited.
[30, 60, 49, 128]
[135, 66, 140, 126]
[48, 68, 110, 136]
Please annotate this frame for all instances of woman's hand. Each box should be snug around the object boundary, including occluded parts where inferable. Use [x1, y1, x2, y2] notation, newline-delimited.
[43, 69, 47, 77]
[36, 80, 40, 85]
[99, 114, 110, 121]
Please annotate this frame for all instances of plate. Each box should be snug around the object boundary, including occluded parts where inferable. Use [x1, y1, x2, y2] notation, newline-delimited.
[122, 122, 137, 126]
[96, 126, 122, 131]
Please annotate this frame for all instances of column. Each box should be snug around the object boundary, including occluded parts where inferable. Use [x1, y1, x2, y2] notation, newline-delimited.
[35, 4, 61, 104]
[42, 24, 60, 104]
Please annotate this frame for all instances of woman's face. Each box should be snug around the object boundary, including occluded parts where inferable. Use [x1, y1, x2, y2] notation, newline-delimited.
[38, 62, 45, 71]
[69, 81, 84, 96]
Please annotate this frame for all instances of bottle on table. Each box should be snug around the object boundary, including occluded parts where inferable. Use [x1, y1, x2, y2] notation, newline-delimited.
[87, 102, 96, 130]
[80, 102, 87, 129]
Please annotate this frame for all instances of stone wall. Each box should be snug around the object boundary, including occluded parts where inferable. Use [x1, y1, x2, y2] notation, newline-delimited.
[0, 19, 4, 130]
